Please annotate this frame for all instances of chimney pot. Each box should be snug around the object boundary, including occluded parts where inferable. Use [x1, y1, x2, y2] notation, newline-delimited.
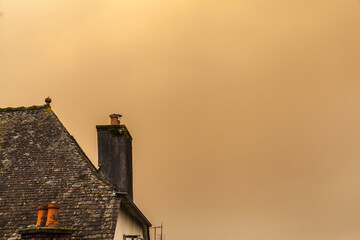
[19, 204, 74, 240]
[36, 205, 48, 227]
[110, 114, 122, 125]
[45, 204, 60, 228]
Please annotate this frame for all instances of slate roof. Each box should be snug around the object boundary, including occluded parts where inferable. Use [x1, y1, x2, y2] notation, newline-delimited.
[0, 105, 150, 240]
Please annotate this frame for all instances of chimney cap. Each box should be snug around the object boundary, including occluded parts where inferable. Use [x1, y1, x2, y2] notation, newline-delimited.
[109, 114, 122, 118]
[38, 205, 48, 210]
[48, 204, 60, 209]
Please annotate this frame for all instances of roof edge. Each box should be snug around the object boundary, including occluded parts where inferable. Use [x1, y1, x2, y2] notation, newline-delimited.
[115, 192, 152, 227]
[49, 108, 119, 191]
[0, 105, 48, 112]
[69, 134, 119, 190]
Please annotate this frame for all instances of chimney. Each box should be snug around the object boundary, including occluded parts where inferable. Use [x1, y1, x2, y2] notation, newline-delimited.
[96, 114, 133, 199]
[19, 204, 73, 240]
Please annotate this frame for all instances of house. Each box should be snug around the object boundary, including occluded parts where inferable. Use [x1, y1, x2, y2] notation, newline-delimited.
[0, 99, 151, 240]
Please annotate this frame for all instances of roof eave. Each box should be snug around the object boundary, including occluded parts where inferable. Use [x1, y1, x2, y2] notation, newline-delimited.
[115, 192, 152, 227]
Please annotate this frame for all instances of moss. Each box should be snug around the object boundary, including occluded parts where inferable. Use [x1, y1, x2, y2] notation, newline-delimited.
[78, 174, 86, 180]
[106, 125, 123, 135]
[21, 211, 29, 215]
[18, 227, 74, 234]
[122, 127, 132, 140]
[90, 171, 103, 181]
[82, 183, 89, 187]
[97, 193, 102, 197]
[0, 105, 45, 112]
[44, 107, 52, 114]
[20, 227, 71, 230]
[0, 146, 6, 149]
[1, 168, 8, 172]
[106, 125, 132, 140]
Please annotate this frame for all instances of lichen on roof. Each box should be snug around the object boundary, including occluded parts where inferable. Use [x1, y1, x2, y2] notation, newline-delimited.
[0, 105, 46, 112]
[18, 227, 74, 233]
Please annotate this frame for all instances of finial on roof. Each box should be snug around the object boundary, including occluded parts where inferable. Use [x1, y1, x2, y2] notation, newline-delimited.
[45, 97, 52, 105]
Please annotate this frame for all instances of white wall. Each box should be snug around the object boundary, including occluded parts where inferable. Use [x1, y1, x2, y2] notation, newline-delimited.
[113, 206, 144, 240]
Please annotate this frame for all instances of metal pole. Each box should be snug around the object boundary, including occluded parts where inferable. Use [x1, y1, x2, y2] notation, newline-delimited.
[154, 227, 157, 240]
[160, 222, 163, 240]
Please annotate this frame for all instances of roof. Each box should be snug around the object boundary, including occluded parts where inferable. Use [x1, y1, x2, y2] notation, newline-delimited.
[0, 105, 150, 240]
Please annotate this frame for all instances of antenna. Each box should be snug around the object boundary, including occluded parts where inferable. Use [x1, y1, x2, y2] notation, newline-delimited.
[150, 223, 164, 240]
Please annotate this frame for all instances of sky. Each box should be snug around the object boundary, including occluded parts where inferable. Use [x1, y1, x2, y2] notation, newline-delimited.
[1, 1, 360, 239]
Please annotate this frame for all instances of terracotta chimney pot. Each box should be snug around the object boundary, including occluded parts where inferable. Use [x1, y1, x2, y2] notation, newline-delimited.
[45, 204, 60, 228]
[36, 205, 48, 227]
[110, 114, 122, 125]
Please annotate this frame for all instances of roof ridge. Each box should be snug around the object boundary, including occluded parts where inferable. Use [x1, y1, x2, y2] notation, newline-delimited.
[0, 105, 48, 112]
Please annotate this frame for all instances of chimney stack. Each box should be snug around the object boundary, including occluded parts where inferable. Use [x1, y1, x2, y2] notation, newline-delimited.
[19, 204, 73, 240]
[96, 114, 133, 199]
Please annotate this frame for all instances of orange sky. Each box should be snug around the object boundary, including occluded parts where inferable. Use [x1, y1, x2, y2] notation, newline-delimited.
[1, 1, 360, 239]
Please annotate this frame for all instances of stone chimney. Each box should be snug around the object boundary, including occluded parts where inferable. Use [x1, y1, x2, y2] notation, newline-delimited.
[96, 114, 133, 199]
[19, 204, 73, 240]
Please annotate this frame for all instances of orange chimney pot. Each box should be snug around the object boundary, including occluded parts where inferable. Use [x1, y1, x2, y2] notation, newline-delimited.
[36, 205, 48, 227]
[110, 114, 121, 125]
[45, 204, 60, 228]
